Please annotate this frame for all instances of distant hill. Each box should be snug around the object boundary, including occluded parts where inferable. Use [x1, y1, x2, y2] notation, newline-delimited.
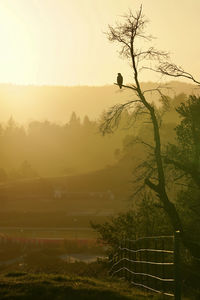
[0, 162, 133, 213]
[0, 81, 198, 124]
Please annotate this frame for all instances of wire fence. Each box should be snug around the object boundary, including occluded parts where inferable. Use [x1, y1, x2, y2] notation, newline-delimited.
[109, 232, 182, 299]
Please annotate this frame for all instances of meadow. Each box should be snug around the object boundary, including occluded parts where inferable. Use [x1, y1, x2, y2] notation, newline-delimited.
[0, 272, 174, 300]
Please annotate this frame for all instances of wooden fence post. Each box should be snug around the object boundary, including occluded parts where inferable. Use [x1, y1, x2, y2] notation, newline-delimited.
[174, 231, 182, 300]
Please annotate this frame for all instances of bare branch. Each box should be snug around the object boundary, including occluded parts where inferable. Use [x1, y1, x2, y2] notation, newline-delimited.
[145, 178, 159, 193]
[135, 47, 169, 62]
[135, 137, 154, 150]
[106, 6, 151, 61]
[100, 100, 142, 135]
[114, 83, 137, 91]
[145, 62, 200, 85]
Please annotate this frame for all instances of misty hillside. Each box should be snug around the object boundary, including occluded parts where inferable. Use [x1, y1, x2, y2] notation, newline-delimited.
[0, 81, 198, 124]
[0, 163, 132, 214]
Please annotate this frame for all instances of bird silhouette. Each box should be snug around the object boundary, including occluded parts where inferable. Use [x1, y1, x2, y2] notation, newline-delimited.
[117, 73, 123, 89]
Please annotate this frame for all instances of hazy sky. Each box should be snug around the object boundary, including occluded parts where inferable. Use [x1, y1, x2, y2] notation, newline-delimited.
[0, 0, 199, 86]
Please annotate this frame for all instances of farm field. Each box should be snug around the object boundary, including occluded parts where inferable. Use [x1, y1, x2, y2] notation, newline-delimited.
[0, 226, 97, 239]
[0, 212, 110, 228]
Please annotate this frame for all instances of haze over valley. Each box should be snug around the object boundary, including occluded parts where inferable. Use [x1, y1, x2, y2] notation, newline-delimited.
[0, 81, 197, 124]
[0, 1, 199, 298]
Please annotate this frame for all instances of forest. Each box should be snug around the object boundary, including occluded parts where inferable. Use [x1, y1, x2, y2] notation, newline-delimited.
[0, 112, 126, 178]
[0, 90, 196, 179]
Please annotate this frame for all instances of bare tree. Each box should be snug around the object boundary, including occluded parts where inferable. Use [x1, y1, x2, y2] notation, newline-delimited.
[101, 6, 183, 233]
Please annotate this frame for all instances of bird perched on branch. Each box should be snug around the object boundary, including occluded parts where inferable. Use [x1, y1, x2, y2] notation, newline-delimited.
[117, 73, 123, 89]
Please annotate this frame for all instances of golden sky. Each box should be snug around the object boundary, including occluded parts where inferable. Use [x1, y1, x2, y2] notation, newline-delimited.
[0, 0, 199, 86]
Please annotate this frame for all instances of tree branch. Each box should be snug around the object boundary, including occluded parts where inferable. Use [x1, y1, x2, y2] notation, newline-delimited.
[144, 63, 200, 85]
[114, 83, 137, 91]
[145, 178, 159, 193]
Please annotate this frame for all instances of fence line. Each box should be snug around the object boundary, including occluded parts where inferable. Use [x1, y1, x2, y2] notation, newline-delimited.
[119, 246, 174, 254]
[127, 235, 174, 243]
[109, 232, 181, 299]
[110, 258, 173, 271]
[111, 266, 174, 282]
[131, 280, 174, 297]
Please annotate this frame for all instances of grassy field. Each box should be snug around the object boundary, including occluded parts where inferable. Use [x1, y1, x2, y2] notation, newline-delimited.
[0, 272, 170, 300]
[0, 243, 192, 299]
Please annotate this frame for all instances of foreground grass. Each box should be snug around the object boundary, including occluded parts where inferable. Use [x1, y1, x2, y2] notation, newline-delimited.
[0, 272, 164, 300]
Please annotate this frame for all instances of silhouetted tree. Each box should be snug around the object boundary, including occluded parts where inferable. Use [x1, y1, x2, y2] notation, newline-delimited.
[163, 96, 200, 254]
[101, 6, 183, 233]
[69, 111, 81, 129]
[165, 95, 200, 187]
